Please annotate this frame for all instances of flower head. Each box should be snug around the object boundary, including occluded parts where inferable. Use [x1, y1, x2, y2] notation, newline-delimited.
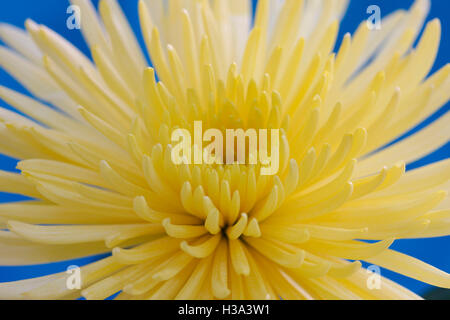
[0, 0, 449, 300]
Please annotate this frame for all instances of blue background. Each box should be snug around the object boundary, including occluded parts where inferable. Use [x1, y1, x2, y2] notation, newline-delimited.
[0, 0, 448, 298]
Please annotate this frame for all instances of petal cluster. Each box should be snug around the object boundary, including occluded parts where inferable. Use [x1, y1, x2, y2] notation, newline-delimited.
[0, 0, 449, 300]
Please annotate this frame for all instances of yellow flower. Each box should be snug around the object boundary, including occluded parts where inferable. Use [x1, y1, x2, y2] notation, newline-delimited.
[0, 0, 449, 300]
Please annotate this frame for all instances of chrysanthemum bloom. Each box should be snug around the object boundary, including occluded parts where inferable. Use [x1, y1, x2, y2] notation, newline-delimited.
[0, 0, 449, 300]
